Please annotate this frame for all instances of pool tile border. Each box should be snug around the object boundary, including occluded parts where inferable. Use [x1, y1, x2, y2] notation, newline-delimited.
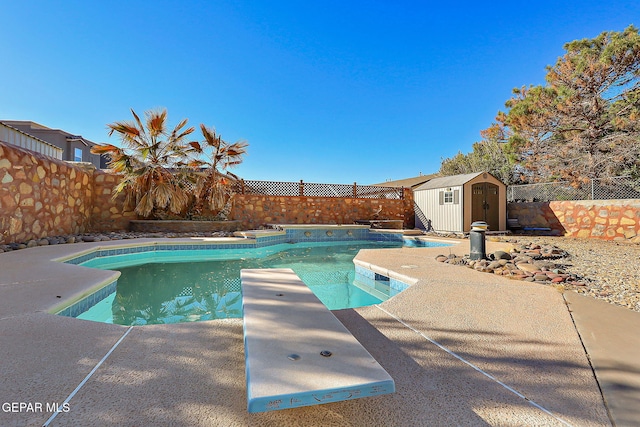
[354, 265, 412, 299]
[56, 280, 118, 318]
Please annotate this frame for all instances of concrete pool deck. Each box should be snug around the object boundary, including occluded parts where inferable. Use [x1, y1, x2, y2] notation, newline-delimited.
[0, 237, 637, 426]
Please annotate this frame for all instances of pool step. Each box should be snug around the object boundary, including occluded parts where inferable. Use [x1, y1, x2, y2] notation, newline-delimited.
[240, 268, 395, 413]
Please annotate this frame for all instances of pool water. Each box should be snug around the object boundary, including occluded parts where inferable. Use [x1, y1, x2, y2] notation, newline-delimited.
[77, 241, 403, 325]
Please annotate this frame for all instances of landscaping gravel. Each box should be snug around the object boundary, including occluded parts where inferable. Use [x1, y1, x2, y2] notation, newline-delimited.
[509, 236, 640, 313]
[427, 231, 640, 313]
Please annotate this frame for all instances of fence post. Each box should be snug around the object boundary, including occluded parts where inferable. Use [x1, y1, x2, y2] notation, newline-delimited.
[299, 180, 304, 196]
[353, 182, 357, 198]
[591, 179, 595, 200]
[240, 179, 245, 194]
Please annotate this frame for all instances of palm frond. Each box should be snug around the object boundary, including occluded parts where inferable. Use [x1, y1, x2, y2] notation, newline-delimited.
[147, 109, 167, 138]
[130, 109, 146, 137]
[136, 193, 154, 217]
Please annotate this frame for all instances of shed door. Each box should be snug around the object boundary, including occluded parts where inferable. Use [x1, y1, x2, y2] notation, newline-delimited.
[472, 183, 499, 231]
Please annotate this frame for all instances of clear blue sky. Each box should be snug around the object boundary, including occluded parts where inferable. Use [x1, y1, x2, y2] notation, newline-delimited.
[2, 1, 639, 184]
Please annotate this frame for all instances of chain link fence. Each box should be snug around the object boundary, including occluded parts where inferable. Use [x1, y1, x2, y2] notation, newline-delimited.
[507, 176, 640, 202]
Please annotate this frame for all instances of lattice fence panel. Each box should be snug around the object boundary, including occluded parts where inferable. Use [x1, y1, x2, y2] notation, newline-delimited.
[354, 185, 403, 199]
[233, 180, 300, 196]
[303, 182, 355, 197]
[233, 180, 404, 199]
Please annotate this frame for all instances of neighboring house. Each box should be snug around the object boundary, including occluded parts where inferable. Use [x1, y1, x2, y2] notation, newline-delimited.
[372, 173, 440, 190]
[0, 122, 63, 159]
[0, 120, 107, 169]
[413, 172, 507, 233]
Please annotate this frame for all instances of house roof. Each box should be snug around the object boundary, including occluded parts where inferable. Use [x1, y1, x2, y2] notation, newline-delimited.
[414, 172, 488, 191]
[372, 173, 440, 189]
[0, 120, 98, 147]
[0, 121, 63, 152]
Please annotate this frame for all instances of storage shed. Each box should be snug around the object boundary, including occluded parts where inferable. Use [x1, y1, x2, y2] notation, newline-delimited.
[414, 172, 506, 233]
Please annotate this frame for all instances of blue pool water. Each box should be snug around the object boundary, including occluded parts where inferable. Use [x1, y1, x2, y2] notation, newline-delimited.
[76, 241, 403, 325]
[67, 236, 453, 326]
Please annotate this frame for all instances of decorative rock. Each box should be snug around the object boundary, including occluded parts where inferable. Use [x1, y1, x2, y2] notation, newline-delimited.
[487, 261, 503, 270]
[515, 263, 539, 273]
[512, 255, 533, 263]
[37, 239, 49, 246]
[493, 250, 511, 260]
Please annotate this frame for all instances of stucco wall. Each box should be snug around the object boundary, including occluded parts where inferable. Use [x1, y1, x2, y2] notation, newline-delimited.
[508, 200, 640, 242]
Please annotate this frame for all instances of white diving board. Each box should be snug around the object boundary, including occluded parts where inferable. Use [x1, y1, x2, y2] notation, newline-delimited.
[241, 268, 395, 413]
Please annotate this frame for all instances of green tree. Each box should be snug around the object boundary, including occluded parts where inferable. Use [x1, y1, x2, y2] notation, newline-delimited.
[91, 109, 196, 218]
[497, 25, 640, 183]
[439, 123, 521, 184]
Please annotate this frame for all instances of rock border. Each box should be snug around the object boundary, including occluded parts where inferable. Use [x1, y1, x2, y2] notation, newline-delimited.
[0, 231, 236, 252]
[435, 242, 588, 286]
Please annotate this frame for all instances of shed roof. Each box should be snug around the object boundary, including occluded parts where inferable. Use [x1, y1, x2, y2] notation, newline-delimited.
[414, 172, 486, 191]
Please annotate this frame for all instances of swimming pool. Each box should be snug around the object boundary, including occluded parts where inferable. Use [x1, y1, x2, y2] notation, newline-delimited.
[57, 228, 453, 326]
[74, 241, 402, 325]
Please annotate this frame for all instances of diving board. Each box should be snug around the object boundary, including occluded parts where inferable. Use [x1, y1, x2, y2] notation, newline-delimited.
[241, 268, 395, 413]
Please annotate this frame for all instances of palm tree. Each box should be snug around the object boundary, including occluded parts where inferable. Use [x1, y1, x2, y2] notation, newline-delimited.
[91, 109, 196, 218]
[188, 124, 248, 218]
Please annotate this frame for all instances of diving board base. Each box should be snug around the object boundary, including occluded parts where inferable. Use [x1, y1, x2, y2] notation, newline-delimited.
[241, 268, 395, 413]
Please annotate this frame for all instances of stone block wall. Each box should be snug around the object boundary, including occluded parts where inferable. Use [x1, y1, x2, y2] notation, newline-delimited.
[231, 188, 414, 230]
[1, 142, 94, 243]
[2, 141, 415, 243]
[0, 142, 132, 244]
[508, 200, 640, 243]
[90, 171, 135, 232]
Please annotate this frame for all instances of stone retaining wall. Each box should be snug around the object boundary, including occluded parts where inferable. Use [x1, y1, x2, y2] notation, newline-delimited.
[129, 220, 242, 233]
[1, 141, 415, 244]
[0, 142, 133, 244]
[508, 200, 640, 243]
[90, 170, 134, 232]
[231, 189, 414, 230]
